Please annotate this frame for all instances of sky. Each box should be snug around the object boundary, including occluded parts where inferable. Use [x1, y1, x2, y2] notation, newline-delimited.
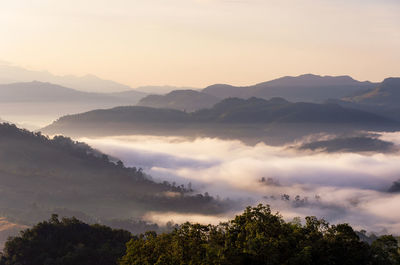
[1, 0, 399, 88]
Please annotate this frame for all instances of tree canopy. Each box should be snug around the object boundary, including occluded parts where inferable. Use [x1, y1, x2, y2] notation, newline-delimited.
[120, 204, 400, 265]
[1, 205, 399, 265]
[0, 215, 132, 265]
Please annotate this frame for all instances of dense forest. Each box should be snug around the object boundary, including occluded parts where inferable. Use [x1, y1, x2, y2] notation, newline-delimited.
[0, 205, 398, 265]
[0, 123, 230, 229]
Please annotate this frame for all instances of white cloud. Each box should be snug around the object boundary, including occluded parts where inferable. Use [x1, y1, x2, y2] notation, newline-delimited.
[81, 134, 400, 233]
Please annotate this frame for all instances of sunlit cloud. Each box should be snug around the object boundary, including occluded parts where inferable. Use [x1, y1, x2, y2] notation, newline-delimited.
[80, 133, 400, 233]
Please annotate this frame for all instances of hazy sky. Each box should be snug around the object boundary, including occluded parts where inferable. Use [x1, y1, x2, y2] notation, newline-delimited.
[1, 0, 399, 87]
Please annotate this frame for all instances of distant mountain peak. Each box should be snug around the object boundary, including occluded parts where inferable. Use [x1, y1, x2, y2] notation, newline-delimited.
[203, 74, 376, 103]
[0, 64, 135, 93]
[258, 74, 365, 87]
[380, 77, 400, 90]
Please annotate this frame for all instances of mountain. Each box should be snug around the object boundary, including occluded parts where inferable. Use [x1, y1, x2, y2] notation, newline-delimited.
[194, 97, 392, 123]
[134, 85, 199, 95]
[203, 74, 376, 102]
[137, 90, 221, 112]
[41, 97, 398, 144]
[0, 63, 199, 94]
[0, 81, 140, 103]
[0, 64, 136, 93]
[0, 81, 146, 128]
[329, 77, 400, 122]
[0, 123, 228, 227]
[345, 78, 400, 105]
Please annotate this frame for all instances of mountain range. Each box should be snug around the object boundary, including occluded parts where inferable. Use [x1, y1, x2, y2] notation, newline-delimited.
[2, 71, 399, 130]
[345, 77, 400, 105]
[41, 97, 398, 144]
[0, 63, 198, 94]
[328, 77, 400, 121]
[137, 74, 378, 112]
[135, 76, 400, 124]
[202, 74, 376, 103]
[0, 81, 146, 128]
[0, 81, 145, 103]
[137, 90, 221, 112]
[0, 64, 133, 93]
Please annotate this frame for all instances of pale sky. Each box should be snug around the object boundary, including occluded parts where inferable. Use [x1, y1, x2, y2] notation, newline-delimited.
[1, 0, 399, 87]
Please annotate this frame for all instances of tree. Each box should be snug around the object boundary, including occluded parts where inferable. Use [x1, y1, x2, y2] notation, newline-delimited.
[0, 215, 132, 265]
[371, 235, 400, 265]
[119, 204, 400, 265]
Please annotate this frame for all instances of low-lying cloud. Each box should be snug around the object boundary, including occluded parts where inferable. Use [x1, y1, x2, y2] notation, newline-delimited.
[80, 133, 400, 234]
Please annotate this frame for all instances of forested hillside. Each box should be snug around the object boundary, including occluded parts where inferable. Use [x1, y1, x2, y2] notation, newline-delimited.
[0, 123, 229, 227]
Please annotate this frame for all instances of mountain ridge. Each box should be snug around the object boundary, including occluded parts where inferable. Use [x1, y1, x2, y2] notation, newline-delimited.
[41, 97, 399, 145]
[203, 74, 377, 102]
[137, 90, 221, 112]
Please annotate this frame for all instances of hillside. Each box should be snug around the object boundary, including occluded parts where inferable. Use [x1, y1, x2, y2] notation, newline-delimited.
[41, 97, 398, 144]
[194, 97, 391, 123]
[203, 74, 376, 102]
[345, 78, 400, 106]
[137, 90, 221, 112]
[0, 123, 228, 226]
[328, 78, 400, 122]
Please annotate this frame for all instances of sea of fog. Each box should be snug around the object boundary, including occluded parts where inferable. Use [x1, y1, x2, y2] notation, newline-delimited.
[80, 133, 400, 234]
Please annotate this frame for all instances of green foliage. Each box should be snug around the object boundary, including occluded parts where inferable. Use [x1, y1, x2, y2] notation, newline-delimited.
[120, 204, 400, 265]
[0, 215, 132, 265]
[1, 205, 398, 265]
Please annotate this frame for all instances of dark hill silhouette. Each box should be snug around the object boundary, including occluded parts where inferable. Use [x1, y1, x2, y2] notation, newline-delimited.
[194, 97, 390, 123]
[137, 90, 221, 112]
[41, 97, 398, 145]
[0, 123, 229, 228]
[298, 136, 398, 153]
[203, 74, 376, 102]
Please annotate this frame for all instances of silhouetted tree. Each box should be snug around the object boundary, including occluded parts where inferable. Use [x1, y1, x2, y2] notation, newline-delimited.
[0, 215, 132, 265]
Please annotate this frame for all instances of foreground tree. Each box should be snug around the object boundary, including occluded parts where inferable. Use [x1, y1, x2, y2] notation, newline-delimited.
[120, 204, 400, 265]
[0, 215, 132, 265]
[0, 205, 399, 265]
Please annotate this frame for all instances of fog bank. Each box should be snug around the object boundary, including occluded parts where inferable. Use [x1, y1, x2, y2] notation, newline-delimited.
[81, 134, 400, 234]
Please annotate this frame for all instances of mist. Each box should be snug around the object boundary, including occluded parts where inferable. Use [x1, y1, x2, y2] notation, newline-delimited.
[79, 133, 400, 234]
